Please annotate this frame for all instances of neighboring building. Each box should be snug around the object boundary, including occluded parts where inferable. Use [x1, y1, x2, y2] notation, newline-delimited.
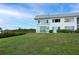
[34, 13, 79, 33]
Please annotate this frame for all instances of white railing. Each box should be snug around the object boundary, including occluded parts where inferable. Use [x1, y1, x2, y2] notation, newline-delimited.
[38, 23, 49, 25]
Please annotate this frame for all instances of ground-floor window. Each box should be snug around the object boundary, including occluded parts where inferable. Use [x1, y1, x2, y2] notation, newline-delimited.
[65, 26, 74, 30]
[77, 25, 79, 29]
[40, 26, 49, 32]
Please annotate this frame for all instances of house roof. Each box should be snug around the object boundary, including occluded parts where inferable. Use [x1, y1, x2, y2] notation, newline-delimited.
[34, 13, 79, 20]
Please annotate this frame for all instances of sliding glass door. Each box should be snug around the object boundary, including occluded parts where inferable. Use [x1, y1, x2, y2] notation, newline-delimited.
[40, 26, 49, 32]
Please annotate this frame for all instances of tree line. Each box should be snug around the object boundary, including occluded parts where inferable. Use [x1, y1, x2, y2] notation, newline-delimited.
[0, 27, 36, 38]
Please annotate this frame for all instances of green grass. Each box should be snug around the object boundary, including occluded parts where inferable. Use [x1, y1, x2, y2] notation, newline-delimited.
[0, 33, 79, 55]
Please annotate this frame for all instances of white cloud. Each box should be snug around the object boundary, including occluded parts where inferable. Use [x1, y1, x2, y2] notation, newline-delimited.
[0, 9, 22, 16]
[0, 4, 47, 20]
[0, 8, 34, 19]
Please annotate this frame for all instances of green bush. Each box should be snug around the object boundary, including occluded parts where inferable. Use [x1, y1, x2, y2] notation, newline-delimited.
[0, 32, 26, 38]
[4, 29, 36, 33]
[49, 30, 53, 33]
[0, 28, 36, 38]
[75, 29, 79, 33]
[57, 29, 74, 33]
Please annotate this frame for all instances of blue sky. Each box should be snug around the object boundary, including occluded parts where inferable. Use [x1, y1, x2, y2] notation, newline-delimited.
[0, 3, 79, 29]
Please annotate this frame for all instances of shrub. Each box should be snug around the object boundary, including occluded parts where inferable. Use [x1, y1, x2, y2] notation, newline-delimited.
[75, 29, 79, 33]
[57, 29, 74, 33]
[0, 28, 36, 38]
[49, 30, 53, 33]
[0, 31, 26, 38]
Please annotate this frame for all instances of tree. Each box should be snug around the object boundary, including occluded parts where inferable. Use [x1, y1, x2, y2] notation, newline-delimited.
[0, 27, 2, 33]
[18, 27, 22, 30]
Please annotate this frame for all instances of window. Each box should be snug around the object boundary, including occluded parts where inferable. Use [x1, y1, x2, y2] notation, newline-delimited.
[40, 26, 49, 32]
[46, 20, 48, 23]
[64, 17, 74, 22]
[77, 25, 79, 29]
[55, 19, 60, 22]
[65, 26, 74, 30]
[58, 27, 60, 30]
[77, 17, 79, 24]
[38, 20, 40, 23]
[39, 20, 49, 24]
[52, 19, 54, 22]
[52, 19, 60, 23]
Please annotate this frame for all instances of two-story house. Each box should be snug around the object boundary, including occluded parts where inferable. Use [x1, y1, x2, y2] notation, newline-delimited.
[34, 13, 79, 33]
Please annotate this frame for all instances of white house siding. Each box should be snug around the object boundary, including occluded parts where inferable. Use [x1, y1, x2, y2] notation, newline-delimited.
[35, 16, 78, 33]
[64, 17, 77, 30]
[60, 18, 65, 29]
[36, 19, 49, 33]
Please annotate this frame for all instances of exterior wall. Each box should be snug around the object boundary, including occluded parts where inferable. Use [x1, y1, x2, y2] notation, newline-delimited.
[36, 19, 49, 33]
[60, 18, 65, 29]
[50, 17, 77, 33]
[61, 17, 77, 30]
[77, 17, 79, 29]
[49, 18, 64, 30]
[36, 17, 77, 33]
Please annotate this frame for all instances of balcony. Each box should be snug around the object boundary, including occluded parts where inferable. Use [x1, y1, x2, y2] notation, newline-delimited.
[37, 20, 49, 25]
[38, 22, 49, 25]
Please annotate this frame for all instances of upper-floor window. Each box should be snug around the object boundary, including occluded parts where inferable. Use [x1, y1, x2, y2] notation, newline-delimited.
[38, 19, 49, 24]
[47, 20, 48, 23]
[38, 20, 40, 23]
[64, 17, 74, 22]
[77, 17, 79, 24]
[52, 19, 54, 22]
[55, 19, 60, 22]
[52, 19, 60, 23]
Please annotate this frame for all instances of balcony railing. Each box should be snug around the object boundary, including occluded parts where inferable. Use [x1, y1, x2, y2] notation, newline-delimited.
[38, 23, 49, 25]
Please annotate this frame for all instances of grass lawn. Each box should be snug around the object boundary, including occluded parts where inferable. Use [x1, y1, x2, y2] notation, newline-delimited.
[0, 33, 79, 55]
